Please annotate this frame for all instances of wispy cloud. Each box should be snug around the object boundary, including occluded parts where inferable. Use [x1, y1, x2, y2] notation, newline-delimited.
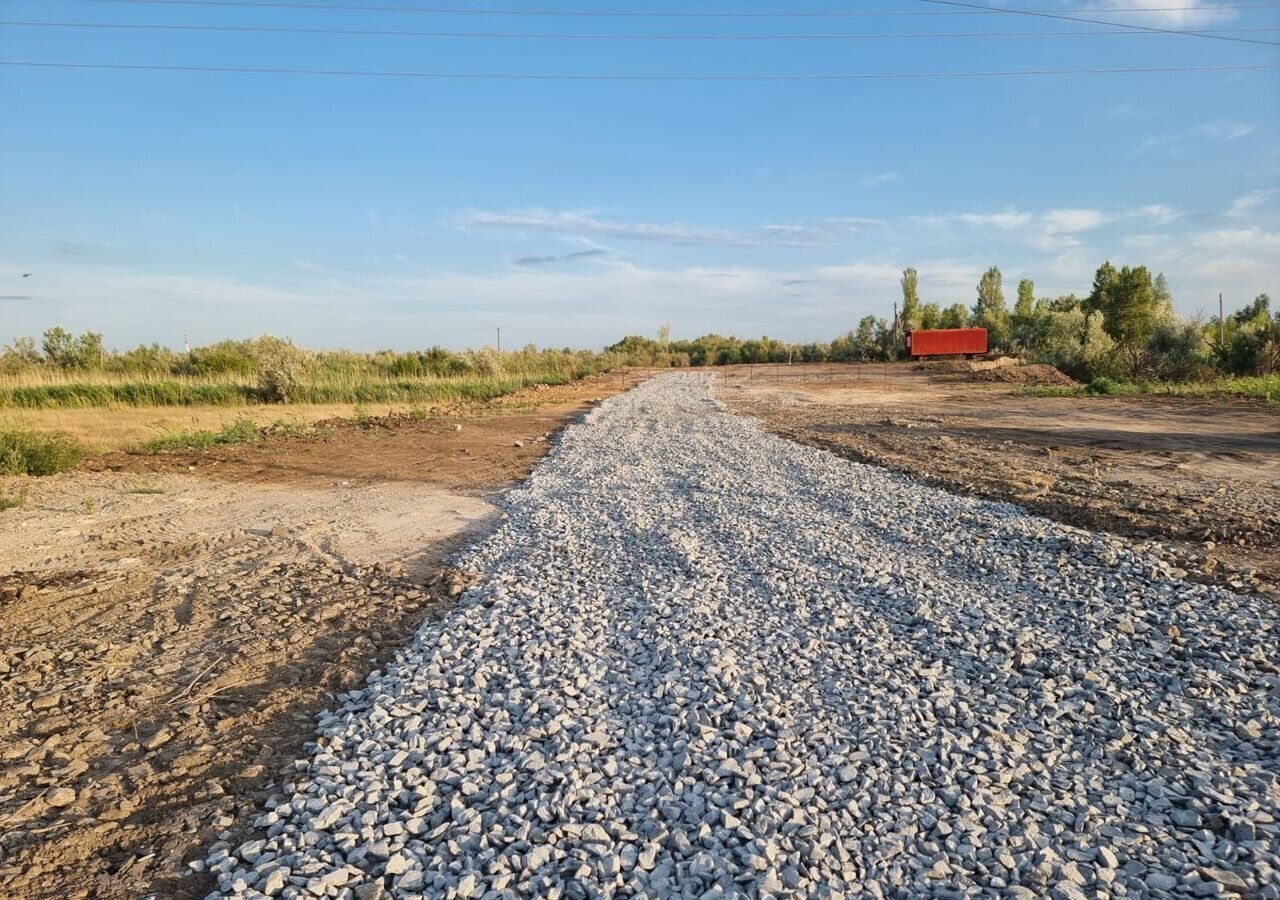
[512, 248, 610, 267]
[950, 210, 1035, 230]
[456, 209, 800, 247]
[914, 204, 1183, 251]
[1108, 103, 1164, 119]
[1072, 0, 1238, 26]
[1121, 224, 1280, 286]
[859, 172, 900, 188]
[1129, 204, 1182, 225]
[453, 209, 885, 248]
[1226, 189, 1278, 218]
[1139, 120, 1254, 151]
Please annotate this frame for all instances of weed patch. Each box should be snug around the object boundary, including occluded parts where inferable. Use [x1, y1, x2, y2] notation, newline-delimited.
[144, 417, 261, 453]
[0, 427, 85, 475]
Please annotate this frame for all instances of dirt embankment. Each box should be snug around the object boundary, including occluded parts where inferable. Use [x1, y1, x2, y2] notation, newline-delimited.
[717, 363, 1279, 598]
[0, 374, 637, 900]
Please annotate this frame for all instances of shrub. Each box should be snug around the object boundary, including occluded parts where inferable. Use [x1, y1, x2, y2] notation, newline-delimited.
[253, 337, 313, 404]
[1086, 377, 1119, 396]
[0, 427, 85, 475]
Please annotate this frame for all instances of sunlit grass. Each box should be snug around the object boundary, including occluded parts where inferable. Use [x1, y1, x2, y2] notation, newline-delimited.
[0, 369, 585, 410]
[1015, 374, 1280, 401]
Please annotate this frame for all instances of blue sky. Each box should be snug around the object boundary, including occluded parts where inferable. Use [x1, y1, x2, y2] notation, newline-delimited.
[2, 0, 1278, 351]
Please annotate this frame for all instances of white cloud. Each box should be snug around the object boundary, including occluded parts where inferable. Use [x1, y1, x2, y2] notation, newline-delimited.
[1194, 227, 1280, 252]
[918, 206, 1122, 249]
[1226, 189, 1279, 218]
[1129, 204, 1182, 225]
[957, 210, 1035, 230]
[1041, 208, 1114, 234]
[912, 203, 1188, 253]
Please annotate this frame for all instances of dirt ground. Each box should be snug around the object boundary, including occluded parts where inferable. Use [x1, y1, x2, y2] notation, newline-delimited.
[0, 373, 640, 900]
[717, 362, 1280, 598]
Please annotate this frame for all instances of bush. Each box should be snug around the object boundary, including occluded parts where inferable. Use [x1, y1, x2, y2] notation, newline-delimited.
[253, 338, 313, 404]
[0, 427, 85, 475]
[1085, 377, 1119, 396]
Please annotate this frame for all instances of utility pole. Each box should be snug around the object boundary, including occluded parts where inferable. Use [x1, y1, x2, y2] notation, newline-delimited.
[496, 326, 501, 353]
[1218, 293, 1224, 357]
[892, 301, 900, 360]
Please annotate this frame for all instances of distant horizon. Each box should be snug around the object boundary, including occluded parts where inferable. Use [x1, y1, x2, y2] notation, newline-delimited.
[1, 267, 1268, 357]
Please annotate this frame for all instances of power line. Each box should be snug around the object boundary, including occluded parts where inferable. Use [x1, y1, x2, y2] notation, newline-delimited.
[916, 0, 1280, 45]
[3, 59, 1276, 80]
[61, 0, 1280, 18]
[5, 19, 1279, 40]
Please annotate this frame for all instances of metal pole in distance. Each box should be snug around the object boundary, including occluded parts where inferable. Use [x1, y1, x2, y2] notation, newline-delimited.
[1218, 293, 1225, 358]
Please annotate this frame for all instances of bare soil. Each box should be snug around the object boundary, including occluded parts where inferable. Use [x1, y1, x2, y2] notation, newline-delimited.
[0, 373, 638, 900]
[717, 362, 1280, 598]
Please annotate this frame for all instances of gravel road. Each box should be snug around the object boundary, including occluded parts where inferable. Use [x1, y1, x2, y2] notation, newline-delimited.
[206, 374, 1278, 899]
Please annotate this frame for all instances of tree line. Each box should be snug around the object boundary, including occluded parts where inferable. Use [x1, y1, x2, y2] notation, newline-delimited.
[897, 262, 1276, 381]
[608, 263, 1277, 381]
[3, 263, 1276, 386]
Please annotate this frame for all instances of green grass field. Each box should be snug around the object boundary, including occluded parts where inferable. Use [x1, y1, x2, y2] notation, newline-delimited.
[1017, 374, 1280, 401]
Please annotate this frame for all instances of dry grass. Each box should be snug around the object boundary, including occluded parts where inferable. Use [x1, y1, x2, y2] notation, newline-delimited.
[3, 403, 419, 452]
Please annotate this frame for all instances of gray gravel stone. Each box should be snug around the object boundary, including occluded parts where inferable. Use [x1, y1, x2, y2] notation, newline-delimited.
[205, 374, 1280, 899]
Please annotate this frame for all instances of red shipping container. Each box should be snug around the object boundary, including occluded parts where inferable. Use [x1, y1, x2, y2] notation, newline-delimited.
[905, 328, 988, 357]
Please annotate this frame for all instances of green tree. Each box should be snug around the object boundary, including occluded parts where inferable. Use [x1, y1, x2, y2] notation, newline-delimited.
[1219, 295, 1279, 374]
[42, 327, 75, 367]
[1012, 278, 1038, 350]
[940, 303, 970, 329]
[1015, 279, 1035, 320]
[900, 268, 921, 332]
[1039, 294, 1082, 314]
[1086, 261, 1119, 314]
[1154, 272, 1175, 321]
[972, 266, 1010, 349]
[1233, 293, 1271, 327]
[1094, 264, 1159, 375]
[73, 331, 105, 370]
[853, 316, 880, 360]
[918, 302, 942, 330]
[740, 339, 767, 364]
[874, 318, 897, 360]
[2, 337, 42, 367]
[828, 331, 857, 362]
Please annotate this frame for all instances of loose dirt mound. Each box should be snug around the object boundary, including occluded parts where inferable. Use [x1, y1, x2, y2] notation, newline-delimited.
[966, 363, 1078, 386]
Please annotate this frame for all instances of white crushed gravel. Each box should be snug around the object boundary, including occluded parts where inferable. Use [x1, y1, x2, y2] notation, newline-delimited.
[206, 373, 1279, 899]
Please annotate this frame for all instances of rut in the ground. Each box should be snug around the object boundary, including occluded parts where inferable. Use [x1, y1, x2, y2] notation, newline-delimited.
[206, 373, 1278, 900]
